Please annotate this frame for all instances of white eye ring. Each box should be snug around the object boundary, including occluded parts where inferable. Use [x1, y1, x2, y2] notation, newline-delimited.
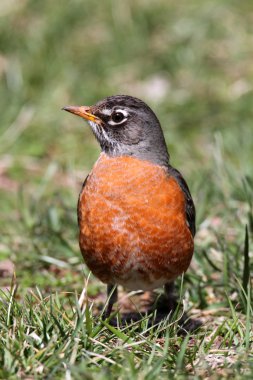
[108, 109, 128, 125]
[114, 109, 128, 117]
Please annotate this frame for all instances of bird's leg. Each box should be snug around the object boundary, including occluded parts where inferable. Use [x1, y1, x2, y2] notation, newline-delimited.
[164, 281, 202, 332]
[164, 282, 178, 314]
[103, 284, 118, 319]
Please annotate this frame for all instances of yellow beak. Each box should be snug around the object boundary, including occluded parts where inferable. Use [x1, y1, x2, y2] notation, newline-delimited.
[62, 105, 100, 123]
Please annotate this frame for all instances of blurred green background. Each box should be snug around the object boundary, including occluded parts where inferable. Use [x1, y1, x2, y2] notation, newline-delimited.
[0, 1, 253, 378]
[0, 0, 252, 291]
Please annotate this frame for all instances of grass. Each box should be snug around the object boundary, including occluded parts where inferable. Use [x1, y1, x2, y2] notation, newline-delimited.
[0, 0, 253, 378]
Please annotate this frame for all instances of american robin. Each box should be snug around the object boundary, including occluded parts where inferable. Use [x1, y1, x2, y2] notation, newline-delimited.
[63, 95, 195, 318]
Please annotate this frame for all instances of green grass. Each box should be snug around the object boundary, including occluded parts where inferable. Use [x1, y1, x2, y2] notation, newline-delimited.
[0, 0, 252, 378]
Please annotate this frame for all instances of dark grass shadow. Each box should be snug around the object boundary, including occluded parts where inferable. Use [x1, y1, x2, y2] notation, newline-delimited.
[102, 292, 202, 335]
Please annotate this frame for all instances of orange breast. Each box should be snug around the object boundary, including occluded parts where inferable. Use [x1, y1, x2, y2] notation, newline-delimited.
[78, 153, 194, 290]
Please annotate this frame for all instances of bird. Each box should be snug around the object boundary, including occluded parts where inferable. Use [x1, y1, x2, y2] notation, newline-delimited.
[63, 95, 195, 319]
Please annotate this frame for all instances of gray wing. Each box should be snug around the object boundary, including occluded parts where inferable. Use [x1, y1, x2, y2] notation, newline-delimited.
[167, 166, 196, 237]
[77, 175, 89, 227]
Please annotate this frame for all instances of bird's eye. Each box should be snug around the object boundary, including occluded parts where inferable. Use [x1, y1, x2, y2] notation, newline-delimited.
[111, 111, 125, 123]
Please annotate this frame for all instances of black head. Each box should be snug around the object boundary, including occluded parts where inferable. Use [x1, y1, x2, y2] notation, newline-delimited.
[63, 95, 170, 167]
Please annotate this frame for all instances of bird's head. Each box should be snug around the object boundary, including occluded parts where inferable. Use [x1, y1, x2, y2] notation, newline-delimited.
[63, 95, 169, 166]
